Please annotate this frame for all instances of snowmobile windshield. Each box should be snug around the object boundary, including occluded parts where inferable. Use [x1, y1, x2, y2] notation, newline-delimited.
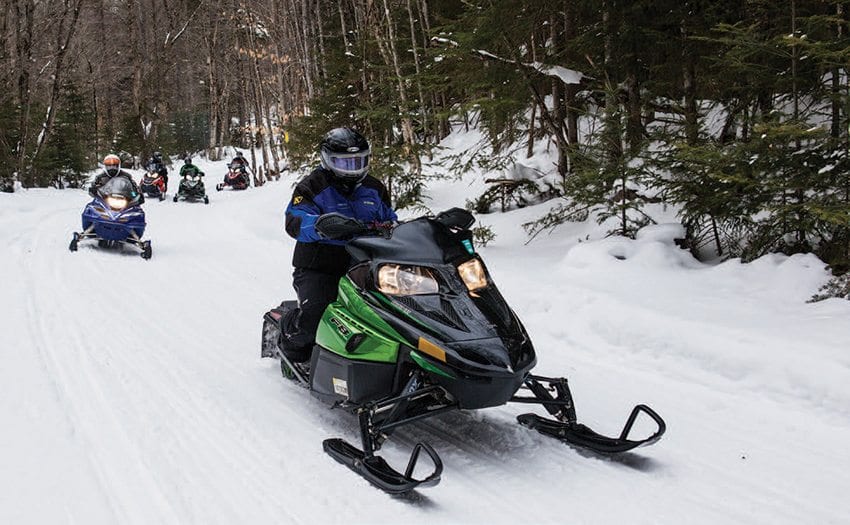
[98, 176, 140, 209]
[99, 176, 137, 199]
[347, 218, 448, 266]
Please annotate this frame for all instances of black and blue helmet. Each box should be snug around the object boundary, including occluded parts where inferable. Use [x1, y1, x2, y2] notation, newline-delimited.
[319, 127, 370, 185]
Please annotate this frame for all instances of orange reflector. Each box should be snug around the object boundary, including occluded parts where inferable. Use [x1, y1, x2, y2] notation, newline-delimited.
[417, 337, 447, 362]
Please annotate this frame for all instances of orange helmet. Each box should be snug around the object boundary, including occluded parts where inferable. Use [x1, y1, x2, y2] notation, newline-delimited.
[103, 154, 121, 176]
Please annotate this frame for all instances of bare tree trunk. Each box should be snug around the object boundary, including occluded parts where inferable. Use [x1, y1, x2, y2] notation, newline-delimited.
[550, 13, 567, 178]
[418, 0, 431, 44]
[681, 8, 698, 146]
[204, 5, 222, 160]
[244, 6, 280, 179]
[602, 0, 622, 191]
[30, 0, 84, 168]
[127, 0, 147, 155]
[315, 0, 326, 80]
[406, 0, 427, 143]
[561, 1, 578, 149]
[527, 33, 537, 158]
[0, 2, 9, 88]
[527, 102, 537, 158]
[832, 2, 843, 138]
[14, 0, 35, 185]
[0, 3, 11, 188]
[377, 0, 420, 175]
[337, 0, 350, 52]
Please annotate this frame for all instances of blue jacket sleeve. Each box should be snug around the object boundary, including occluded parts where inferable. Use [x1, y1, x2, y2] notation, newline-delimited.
[375, 182, 398, 223]
[285, 189, 323, 242]
[380, 201, 398, 223]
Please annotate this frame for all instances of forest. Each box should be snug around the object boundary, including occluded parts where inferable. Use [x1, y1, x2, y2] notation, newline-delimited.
[2, 0, 850, 274]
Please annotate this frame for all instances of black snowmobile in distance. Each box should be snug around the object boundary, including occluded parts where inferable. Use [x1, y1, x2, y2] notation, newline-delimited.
[260, 208, 666, 495]
[174, 173, 209, 204]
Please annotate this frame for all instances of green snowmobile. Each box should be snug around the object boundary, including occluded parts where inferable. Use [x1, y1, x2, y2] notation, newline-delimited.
[261, 208, 665, 494]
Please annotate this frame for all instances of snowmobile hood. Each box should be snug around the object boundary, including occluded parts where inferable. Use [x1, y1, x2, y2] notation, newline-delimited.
[83, 198, 145, 224]
[345, 213, 536, 375]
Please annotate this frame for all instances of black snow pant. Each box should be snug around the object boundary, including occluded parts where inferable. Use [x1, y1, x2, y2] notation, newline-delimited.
[281, 268, 342, 360]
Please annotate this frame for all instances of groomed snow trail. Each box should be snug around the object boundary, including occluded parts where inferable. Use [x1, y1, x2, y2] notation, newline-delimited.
[2, 175, 850, 524]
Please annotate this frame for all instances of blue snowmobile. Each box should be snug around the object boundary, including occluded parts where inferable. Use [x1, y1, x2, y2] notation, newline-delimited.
[69, 176, 152, 259]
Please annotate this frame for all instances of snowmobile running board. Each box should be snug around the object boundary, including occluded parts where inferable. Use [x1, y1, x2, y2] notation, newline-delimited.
[512, 375, 666, 454]
[323, 438, 443, 495]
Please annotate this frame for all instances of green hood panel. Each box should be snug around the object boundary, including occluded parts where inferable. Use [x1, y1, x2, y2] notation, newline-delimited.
[315, 277, 406, 363]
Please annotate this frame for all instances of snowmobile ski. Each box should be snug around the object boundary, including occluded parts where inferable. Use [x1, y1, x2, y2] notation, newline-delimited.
[513, 375, 666, 454]
[323, 438, 442, 495]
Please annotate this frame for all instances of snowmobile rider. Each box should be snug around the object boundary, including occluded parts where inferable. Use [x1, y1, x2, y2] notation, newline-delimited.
[228, 154, 250, 179]
[281, 127, 397, 363]
[145, 151, 169, 190]
[90, 154, 144, 203]
[180, 157, 204, 178]
[231, 151, 251, 175]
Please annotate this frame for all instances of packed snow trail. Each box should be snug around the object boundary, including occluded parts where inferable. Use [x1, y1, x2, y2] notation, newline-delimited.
[2, 171, 850, 524]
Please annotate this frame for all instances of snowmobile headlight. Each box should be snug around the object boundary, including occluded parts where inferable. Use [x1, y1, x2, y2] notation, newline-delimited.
[377, 264, 439, 295]
[458, 259, 487, 292]
[105, 195, 128, 211]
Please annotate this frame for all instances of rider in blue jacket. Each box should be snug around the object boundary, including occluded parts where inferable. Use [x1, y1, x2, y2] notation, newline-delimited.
[281, 127, 397, 362]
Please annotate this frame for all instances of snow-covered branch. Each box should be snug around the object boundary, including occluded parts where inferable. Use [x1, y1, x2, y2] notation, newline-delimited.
[473, 48, 586, 85]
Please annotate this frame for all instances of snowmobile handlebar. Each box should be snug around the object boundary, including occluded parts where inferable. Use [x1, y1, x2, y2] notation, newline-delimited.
[315, 212, 394, 241]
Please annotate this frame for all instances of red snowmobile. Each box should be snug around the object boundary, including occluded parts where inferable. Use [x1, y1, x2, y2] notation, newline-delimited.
[216, 163, 250, 191]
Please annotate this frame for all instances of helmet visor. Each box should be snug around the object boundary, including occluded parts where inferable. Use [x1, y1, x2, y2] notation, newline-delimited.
[328, 153, 369, 174]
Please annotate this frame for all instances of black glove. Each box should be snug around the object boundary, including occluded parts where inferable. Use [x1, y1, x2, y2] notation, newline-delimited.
[315, 213, 366, 240]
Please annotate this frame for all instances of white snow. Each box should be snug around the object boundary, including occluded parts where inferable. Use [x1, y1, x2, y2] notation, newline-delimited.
[2, 140, 850, 524]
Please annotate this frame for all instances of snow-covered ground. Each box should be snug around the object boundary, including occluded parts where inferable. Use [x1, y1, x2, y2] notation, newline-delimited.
[2, 152, 850, 524]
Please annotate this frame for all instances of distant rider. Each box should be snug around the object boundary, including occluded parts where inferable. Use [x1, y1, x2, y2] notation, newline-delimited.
[145, 151, 169, 191]
[231, 151, 251, 174]
[280, 127, 397, 363]
[90, 154, 144, 203]
[180, 157, 204, 179]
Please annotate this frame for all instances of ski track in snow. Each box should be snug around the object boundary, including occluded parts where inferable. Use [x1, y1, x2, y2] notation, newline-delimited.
[3, 178, 850, 524]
